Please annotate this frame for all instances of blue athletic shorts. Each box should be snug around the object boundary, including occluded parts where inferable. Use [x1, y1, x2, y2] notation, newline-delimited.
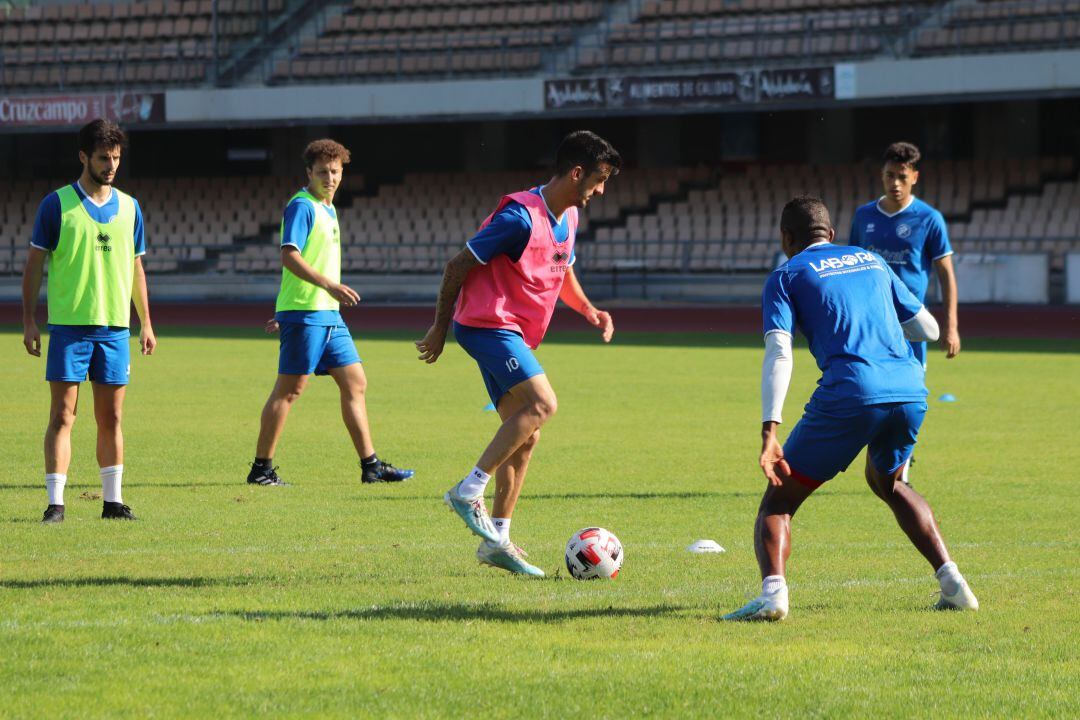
[46, 325, 130, 385]
[910, 340, 927, 369]
[454, 322, 545, 406]
[783, 401, 928, 485]
[278, 322, 361, 376]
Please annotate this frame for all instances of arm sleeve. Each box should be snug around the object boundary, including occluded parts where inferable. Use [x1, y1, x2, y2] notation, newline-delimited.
[133, 198, 146, 256]
[465, 203, 532, 264]
[761, 270, 796, 336]
[886, 261, 924, 323]
[30, 193, 62, 251]
[927, 210, 952, 261]
[281, 200, 315, 251]
[901, 306, 940, 342]
[762, 330, 794, 423]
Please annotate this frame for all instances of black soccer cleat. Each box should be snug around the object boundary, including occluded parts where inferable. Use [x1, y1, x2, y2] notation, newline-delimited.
[361, 459, 415, 484]
[41, 505, 65, 523]
[247, 463, 289, 486]
[101, 502, 137, 520]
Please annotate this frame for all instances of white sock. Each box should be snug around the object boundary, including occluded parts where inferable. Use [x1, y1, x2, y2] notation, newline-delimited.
[935, 561, 963, 596]
[101, 465, 123, 504]
[458, 466, 491, 498]
[762, 575, 787, 596]
[46, 473, 67, 506]
[492, 517, 511, 544]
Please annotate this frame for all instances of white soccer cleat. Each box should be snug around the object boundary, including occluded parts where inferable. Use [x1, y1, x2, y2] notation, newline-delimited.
[935, 579, 979, 611]
[722, 588, 789, 622]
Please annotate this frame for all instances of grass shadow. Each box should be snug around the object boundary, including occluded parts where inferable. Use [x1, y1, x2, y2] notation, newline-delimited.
[215, 601, 685, 625]
[0, 575, 264, 590]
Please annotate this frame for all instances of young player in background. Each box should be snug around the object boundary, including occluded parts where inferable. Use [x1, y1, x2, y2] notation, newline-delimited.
[22, 119, 156, 523]
[849, 142, 960, 484]
[247, 139, 413, 487]
[415, 130, 619, 576]
[724, 196, 978, 621]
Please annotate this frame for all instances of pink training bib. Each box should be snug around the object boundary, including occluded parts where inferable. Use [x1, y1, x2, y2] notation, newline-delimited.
[454, 190, 578, 349]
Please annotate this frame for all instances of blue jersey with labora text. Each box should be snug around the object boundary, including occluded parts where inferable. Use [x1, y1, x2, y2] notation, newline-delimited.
[762, 242, 928, 410]
[848, 197, 951, 302]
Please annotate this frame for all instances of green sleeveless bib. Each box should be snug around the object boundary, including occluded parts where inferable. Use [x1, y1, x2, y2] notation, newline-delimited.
[275, 189, 341, 313]
[47, 185, 137, 327]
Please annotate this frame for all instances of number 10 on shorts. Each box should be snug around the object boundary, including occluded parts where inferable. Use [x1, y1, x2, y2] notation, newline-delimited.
[505, 357, 520, 372]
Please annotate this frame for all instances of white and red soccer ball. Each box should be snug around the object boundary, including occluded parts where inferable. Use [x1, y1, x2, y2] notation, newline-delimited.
[565, 527, 623, 580]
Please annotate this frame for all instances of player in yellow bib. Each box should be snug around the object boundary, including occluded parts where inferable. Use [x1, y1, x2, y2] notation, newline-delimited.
[246, 139, 413, 486]
[21, 119, 156, 523]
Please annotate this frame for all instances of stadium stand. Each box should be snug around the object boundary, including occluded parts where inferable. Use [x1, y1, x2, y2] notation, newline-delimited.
[573, 0, 943, 72]
[914, 0, 1080, 56]
[272, 1, 613, 83]
[0, 0, 285, 89]
[1, 157, 1074, 277]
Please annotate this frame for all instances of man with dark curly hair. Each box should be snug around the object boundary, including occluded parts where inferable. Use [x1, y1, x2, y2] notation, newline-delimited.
[246, 139, 413, 487]
[22, 118, 156, 523]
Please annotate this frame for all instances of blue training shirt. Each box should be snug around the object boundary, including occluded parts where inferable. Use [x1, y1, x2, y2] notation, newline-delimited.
[466, 186, 576, 265]
[762, 242, 928, 410]
[32, 182, 146, 335]
[848, 197, 951, 302]
[275, 192, 343, 327]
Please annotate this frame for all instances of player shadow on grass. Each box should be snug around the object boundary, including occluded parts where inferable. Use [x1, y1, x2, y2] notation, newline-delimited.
[216, 602, 685, 624]
[0, 575, 265, 590]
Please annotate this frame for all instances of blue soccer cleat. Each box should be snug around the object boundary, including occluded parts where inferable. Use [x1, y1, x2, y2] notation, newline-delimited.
[361, 459, 414, 484]
[476, 539, 545, 577]
[444, 481, 499, 542]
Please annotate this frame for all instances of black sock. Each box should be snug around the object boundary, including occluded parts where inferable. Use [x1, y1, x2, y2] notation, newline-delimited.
[253, 457, 272, 468]
[361, 454, 379, 467]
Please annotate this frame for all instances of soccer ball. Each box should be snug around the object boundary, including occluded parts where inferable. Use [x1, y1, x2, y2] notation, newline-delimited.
[564, 527, 623, 580]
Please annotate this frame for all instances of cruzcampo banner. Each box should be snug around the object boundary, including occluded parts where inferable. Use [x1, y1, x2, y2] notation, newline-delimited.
[0, 92, 165, 127]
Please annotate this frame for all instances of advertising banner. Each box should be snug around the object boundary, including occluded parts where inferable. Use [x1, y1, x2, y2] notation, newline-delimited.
[0, 92, 165, 127]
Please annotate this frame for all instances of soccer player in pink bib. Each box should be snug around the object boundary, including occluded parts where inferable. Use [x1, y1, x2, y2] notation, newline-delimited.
[415, 131, 619, 576]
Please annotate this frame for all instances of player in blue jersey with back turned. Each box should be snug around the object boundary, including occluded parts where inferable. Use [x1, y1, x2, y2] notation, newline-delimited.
[850, 142, 960, 484]
[723, 196, 978, 622]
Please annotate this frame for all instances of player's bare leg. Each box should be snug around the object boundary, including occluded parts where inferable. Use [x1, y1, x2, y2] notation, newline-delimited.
[328, 363, 412, 483]
[256, 373, 308, 459]
[248, 374, 307, 486]
[723, 472, 814, 621]
[41, 382, 78, 522]
[468, 389, 546, 576]
[92, 383, 124, 468]
[328, 363, 375, 458]
[477, 374, 556, 475]
[492, 391, 540, 521]
[864, 456, 978, 609]
[445, 374, 556, 541]
[864, 456, 950, 570]
[44, 381, 79, 475]
[93, 383, 133, 519]
[753, 475, 816, 579]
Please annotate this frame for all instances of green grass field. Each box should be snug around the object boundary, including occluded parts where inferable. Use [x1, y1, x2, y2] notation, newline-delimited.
[1, 324, 1078, 718]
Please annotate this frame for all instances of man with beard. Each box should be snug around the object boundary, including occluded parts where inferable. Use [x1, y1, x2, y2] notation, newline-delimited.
[22, 119, 156, 523]
[415, 130, 619, 575]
